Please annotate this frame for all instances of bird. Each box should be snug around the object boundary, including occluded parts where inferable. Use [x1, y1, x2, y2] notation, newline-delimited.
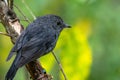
[5, 14, 70, 80]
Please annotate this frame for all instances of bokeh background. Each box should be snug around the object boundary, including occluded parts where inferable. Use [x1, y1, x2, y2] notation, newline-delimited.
[0, 0, 120, 80]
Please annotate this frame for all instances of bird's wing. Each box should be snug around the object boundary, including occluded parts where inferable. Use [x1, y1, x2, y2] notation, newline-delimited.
[17, 31, 56, 67]
[6, 30, 26, 61]
[6, 22, 44, 61]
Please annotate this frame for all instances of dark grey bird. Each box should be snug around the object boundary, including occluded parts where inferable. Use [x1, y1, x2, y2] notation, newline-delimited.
[5, 14, 70, 80]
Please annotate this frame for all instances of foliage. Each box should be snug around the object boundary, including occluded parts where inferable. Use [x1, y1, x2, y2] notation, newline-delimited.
[0, 0, 120, 80]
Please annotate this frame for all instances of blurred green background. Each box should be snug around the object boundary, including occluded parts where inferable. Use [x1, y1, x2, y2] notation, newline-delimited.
[0, 0, 120, 80]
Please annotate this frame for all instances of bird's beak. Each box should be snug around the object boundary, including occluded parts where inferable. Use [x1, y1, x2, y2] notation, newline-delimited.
[64, 24, 71, 28]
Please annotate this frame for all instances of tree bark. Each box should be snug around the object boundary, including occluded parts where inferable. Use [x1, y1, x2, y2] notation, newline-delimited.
[0, 0, 52, 80]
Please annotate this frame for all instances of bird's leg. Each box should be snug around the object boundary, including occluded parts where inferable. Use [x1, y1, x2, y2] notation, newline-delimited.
[26, 60, 53, 80]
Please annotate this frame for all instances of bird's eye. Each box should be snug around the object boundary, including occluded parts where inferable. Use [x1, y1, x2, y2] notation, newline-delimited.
[57, 21, 61, 25]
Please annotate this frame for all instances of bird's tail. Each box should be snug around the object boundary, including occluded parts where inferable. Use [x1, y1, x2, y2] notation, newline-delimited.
[5, 61, 18, 80]
[5, 52, 21, 80]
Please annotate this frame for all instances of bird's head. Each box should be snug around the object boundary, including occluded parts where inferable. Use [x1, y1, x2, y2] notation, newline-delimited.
[39, 14, 71, 31]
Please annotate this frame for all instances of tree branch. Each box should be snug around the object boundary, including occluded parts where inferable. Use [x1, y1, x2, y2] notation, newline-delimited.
[0, 0, 52, 80]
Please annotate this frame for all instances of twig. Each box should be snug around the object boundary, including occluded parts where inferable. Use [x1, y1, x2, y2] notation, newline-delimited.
[0, 31, 10, 37]
[22, 0, 36, 20]
[51, 51, 68, 80]
[7, 0, 14, 9]
[14, 4, 31, 23]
